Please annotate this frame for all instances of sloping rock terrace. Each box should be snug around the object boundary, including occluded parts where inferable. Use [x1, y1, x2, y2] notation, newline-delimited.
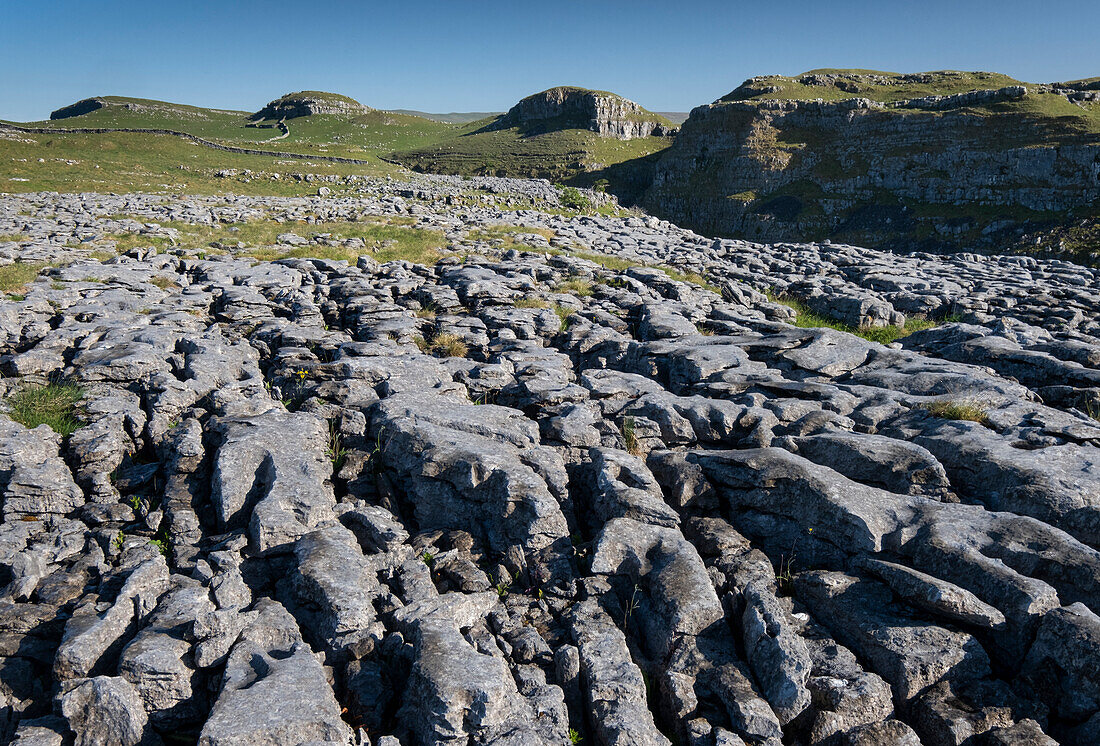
[0, 175, 1099, 745]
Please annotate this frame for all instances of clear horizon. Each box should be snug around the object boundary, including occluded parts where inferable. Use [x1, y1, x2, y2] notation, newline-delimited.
[2, 0, 1098, 121]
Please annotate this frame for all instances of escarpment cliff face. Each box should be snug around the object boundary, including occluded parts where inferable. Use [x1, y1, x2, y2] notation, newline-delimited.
[489, 86, 675, 139]
[641, 71, 1100, 259]
[251, 91, 371, 120]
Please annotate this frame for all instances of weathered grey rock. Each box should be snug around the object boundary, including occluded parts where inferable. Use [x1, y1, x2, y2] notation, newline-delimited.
[60, 676, 156, 746]
[784, 431, 954, 499]
[982, 719, 1058, 746]
[591, 518, 723, 656]
[795, 571, 991, 701]
[1021, 602, 1100, 720]
[289, 524, 382, 660]
[802, 630, 895, 744]
[118, 582, 213, 728]
[856, 557, 1006, 629]
[740, 580, 811, 723]
[373, 387, 571, 588]
[209, 409, 336, 553]
[55, 555, 170, 681]
[568, 598, 672, 746]
[393, 592, 564, 745]
[198, 599, 351, 746]
[10, 716, 67, 746]
[588, 447, 681, 527]
[3, 174, 1100, 746]
[0, 418, 84, 519]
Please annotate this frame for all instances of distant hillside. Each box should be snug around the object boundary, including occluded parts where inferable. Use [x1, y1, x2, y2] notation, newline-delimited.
[655, 112, 690, 125]
[389, 86, 675, 183]
[390, 110, 503, 124]
[49, 95, 249, 122]
[20, 93, 456, 164]
[640, 70, 1100, 263]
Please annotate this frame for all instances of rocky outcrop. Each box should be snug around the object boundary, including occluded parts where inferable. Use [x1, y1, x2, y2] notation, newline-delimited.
[642, 71, 1100, 257]
[49, 98, 106, 121]
[0, 173, 1098, 744]
[250, 91, 370, 121]
[489, 86, 674, 139]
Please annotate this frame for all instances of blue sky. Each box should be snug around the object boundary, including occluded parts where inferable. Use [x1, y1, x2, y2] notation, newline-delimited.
[2, 0, 1098, 120]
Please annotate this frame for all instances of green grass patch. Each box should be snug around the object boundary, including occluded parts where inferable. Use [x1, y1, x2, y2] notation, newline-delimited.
[661, 267, 721, 293]
[768, 292, 947, 343]
[0, 130, 399, 196]
[513, 298, 549, 309]
[100, 217, 446, 266]
[556, 278, 594, 297]
[727, 191, 758, 202]
[4, 383, 85, 436]
[19, 95, 457, 161]
[391, 119, 671, 184]
[724, 70, 1029, 105]
[0, 262, 47, 293]
[921, 399, 990, 424]
[553, 304, 576, 331]
[414, 331, 468, 358]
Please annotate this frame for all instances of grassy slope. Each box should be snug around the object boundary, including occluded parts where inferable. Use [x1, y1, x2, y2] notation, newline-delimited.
[12, 96, 458, 160]
[0, 130, 396, 195]
[390, 110, 504, 124]
[390, 117, 672, 182]
[0, 95, 467, 194]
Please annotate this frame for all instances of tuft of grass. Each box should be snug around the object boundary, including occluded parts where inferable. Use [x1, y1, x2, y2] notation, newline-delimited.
[553, 304, 576, 332]
[661, 267, 722, 294]
[149, 276, 180, 290]
[621, 416, 642, 456]
[415, 331, 468, 358]
[556, 278, 594, 297]
[569, 727, 582, 744]
[4, 382, 85, 436]
[513, 298, 549, 309]
[0, 262, 47, 294]
[921, 399, 990, 425]
[431, 332, 468, 358]
[327, 423, 348, 473]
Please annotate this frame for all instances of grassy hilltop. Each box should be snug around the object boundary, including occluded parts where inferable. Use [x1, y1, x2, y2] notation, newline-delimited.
[722, 70, 1100, 134]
